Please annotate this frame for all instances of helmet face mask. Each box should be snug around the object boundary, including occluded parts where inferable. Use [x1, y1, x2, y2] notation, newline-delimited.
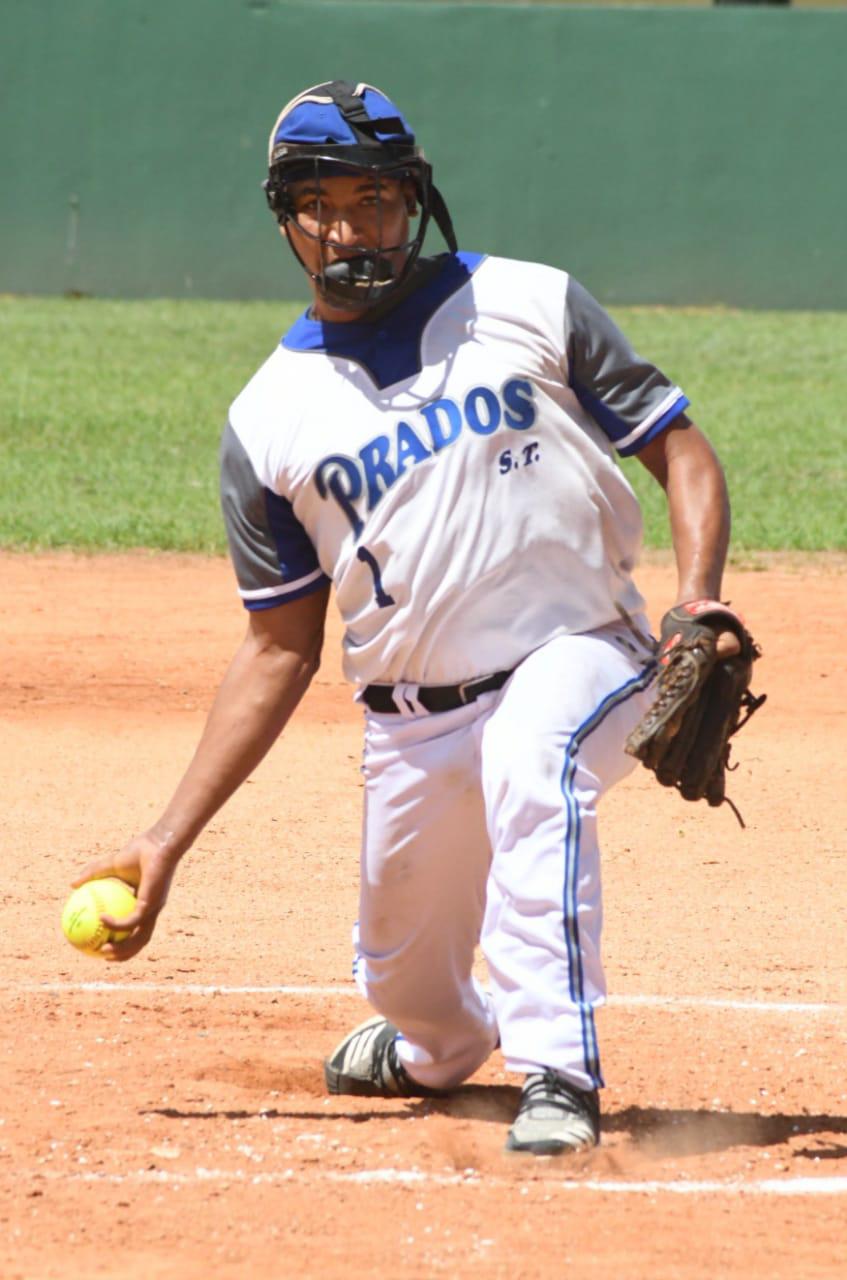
[266, 152, 432, 313]
[263, 82, 456, 313]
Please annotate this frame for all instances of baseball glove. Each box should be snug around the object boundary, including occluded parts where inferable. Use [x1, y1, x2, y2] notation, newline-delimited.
[625, 600, 765, 824]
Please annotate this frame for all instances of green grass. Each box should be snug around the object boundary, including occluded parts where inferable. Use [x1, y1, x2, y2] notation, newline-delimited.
[2, 297, 845, 552]
[617, 308, 847, 550]
[0, 298, 301, 552]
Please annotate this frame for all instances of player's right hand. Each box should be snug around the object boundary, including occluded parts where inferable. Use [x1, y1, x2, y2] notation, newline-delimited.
[71, 831, 180, 961]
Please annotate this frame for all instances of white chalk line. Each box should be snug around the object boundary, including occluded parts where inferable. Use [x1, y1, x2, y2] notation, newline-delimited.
[28, 1166, 847, 1197]
[11, 982, 847, 1015]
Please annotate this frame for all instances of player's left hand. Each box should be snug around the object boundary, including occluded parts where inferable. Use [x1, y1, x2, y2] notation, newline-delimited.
[71, 831, 179, 960]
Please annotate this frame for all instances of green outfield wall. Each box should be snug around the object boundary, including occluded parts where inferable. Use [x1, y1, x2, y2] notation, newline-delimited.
[2, 1, 845, 307]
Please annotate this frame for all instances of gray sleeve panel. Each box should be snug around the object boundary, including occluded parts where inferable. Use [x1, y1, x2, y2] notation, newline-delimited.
[564, 278, 688, 451]
[220, 420, 286, 594]
[219, 420, 327, 603]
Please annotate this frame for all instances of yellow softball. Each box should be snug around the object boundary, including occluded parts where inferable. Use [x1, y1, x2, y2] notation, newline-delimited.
[61, 877, 137, 955]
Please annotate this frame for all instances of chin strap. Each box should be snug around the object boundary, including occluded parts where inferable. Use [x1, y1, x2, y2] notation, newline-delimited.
[430, 183, 458, 253]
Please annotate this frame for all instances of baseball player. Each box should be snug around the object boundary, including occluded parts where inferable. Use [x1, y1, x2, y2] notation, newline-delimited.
[74, 81, 744, 1156]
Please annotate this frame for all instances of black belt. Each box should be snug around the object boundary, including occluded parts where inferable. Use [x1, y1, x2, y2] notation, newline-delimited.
[362, 668, 513, 715]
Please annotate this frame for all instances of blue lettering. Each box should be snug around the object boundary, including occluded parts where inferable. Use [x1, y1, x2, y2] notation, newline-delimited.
[315, 454, 364, 539]
[395, 421, 432, 475]
[502, 378, 536, 430]
[315, 380, 538, 535]
[465, 385, 501, 435]
[420, 398, 462, 452]
[358, 435, 397, 511]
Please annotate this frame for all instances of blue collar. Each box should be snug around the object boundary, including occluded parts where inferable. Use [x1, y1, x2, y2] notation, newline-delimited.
[281, 252, 484, 389]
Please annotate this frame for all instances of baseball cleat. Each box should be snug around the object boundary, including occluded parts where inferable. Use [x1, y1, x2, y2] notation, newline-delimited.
[324, 1015, 447, 1098]
[505, 1070, 600, 1155]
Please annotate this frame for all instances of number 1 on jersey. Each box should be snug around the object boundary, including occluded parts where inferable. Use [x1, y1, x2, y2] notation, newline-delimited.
[357, 545, 396, 608]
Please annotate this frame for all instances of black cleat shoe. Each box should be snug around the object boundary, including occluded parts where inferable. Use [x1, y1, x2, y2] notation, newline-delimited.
[324, 1015, 447, 1098]
[505, 1069, 600, 1155]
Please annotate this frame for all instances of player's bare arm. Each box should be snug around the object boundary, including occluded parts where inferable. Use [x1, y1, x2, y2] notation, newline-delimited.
[637, 416, 738, 650]
[628, 416, 762, 812]
[72, 585, 330, 959]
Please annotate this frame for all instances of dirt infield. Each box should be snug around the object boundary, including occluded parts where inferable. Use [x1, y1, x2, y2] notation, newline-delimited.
[2, 551, 845, 1280]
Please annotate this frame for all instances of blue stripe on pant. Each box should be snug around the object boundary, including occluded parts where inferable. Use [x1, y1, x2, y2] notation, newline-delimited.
[560, 665, 656, 1089]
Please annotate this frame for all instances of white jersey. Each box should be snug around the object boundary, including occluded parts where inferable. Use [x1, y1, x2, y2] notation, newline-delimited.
[222, 253, 688, 687]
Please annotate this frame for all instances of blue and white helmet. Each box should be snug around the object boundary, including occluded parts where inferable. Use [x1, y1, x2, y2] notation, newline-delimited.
[263, 80, 457, 309]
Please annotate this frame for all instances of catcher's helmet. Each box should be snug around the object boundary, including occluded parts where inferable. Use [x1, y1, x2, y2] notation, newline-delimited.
[264, 80, 457, 310]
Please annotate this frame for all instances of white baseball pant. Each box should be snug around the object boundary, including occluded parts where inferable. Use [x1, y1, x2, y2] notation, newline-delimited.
[352, 620, 655, 1093]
